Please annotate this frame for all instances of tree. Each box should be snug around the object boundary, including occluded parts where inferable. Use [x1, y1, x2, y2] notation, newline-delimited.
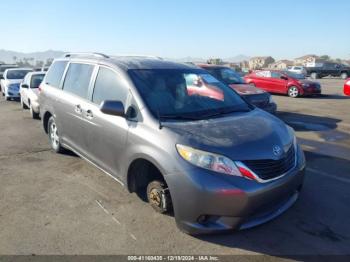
[13, 56, 17, 64]
[45, 58, 54, 66]
[319, 55, 331, 61]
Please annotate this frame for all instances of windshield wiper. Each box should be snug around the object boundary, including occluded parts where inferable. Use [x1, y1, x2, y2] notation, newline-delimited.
[159, 115, 201, 121]
[157, 113, 201, 129]
[202, 108, 250, 118]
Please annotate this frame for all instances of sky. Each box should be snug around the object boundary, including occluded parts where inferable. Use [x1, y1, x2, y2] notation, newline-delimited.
[0, 0, 349, 60]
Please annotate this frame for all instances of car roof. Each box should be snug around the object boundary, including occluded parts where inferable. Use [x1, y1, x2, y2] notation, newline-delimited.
[6, 68, 33, 71]
[57, 54, 200, 71]
[28, 71, 46, 76]
[196, 63, 228, 69]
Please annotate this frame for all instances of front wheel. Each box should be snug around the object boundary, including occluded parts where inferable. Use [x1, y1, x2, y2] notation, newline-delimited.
[48, 116, 65, 153]
[21, 97, 29, 109]
[310, 72, 318, 79]
[288, 86, 300, 98]
[341, 72, 348, 80]
[30, 105, 40, 119]
[147, 180, 172, 214]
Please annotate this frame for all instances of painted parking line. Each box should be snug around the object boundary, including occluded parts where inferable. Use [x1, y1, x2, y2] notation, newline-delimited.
[307, 167, 350, 184]
[95, 200, 137, 241]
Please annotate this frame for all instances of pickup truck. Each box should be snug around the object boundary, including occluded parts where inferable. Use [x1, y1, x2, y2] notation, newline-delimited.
[306, 62, 350, 79]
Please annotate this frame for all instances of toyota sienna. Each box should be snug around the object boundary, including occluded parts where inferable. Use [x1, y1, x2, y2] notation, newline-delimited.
[39, 53, 306, 234]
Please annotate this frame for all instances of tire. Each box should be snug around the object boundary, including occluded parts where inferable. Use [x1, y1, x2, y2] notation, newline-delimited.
[5, 95, 10, 101]
[147, 180, 172, 214]
[30, 105, 40, 119]
[341, 72, 348, 80]
[288, 86, 299, 98]
[48, 116, 65, 153]
[310, 72, 318, 79]
[21, 97, 29, 109]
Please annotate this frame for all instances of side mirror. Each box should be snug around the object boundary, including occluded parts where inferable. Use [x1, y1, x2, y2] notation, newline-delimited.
[100, 100, 125, 117]
[21, 84, 29, 89]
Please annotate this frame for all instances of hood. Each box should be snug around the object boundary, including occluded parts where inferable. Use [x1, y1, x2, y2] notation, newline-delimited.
[229, 84, 265, 95]
[5, 79, 23, 86]
[297, 79, 317, 85]
[164, 109, 293, 161]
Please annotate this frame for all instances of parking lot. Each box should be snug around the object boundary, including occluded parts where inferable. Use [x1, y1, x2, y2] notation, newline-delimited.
[0, 78, 349, 257]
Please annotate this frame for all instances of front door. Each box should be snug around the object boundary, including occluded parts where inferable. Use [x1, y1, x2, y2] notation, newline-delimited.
[83, 66, 130, 178]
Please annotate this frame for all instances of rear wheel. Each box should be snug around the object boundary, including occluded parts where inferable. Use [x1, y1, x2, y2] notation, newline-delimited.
[147, 180, 172, 214]
[48, 116, 64, 153]
[288, 86, 299, 98]
[310, 72, 318, 79]
[341, 72, 348, 80]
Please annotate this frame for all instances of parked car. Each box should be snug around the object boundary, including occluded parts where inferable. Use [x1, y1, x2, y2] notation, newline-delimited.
[287, 66, 307, 76]
[0, 64, 18, 79]
[40, 53, 305, 235]
[198, 64, 277, 114]
[19, 72, 46, 119]
[344, 78, 350, 96]
[245, 70, 321, 98]
[306, 62, 350, 79]
[1, 68, 33, 100]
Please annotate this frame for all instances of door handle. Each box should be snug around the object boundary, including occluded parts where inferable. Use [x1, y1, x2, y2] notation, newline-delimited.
[75, 104, 83, 114]
[86, 109, 94, 119]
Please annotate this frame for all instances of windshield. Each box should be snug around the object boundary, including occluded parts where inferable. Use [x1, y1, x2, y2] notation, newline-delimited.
[30, 74, 45, 88]
[217, 68, 245, 84]
[284, 71, 306, 79]
[6, 70, 32, 80]
[129, 69, 250, 120]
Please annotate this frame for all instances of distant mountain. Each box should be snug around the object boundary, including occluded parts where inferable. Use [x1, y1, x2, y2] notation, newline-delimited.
[0, 49, 65, 64]
[225, 55, 251, 63]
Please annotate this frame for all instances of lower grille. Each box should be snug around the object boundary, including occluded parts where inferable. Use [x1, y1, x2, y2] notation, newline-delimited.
[243, 146, 296, 180]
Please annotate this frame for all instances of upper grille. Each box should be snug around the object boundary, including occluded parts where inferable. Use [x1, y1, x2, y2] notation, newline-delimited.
[244, 93, 270, 108]
[243, 145, 296, 180]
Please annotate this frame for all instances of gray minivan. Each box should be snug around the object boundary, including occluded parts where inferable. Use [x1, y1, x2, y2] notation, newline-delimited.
[40, 53, 306, 235]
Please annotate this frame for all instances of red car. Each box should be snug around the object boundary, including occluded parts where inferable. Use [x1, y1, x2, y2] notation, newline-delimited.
[344, 78, 350, 96]
[198, 64, 277, 114]
[244, 70, 321, 98]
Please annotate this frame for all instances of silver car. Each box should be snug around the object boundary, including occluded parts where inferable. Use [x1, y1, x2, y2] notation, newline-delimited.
[19, 72, 46, 119]
[1, 68, 33, 100]
[40, 53, 306, 235]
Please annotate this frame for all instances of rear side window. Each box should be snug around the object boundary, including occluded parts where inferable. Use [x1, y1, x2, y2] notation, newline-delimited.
[63, 63, 94, 99]
[45, 61, 68, 89]
[92, 67, 128, 105]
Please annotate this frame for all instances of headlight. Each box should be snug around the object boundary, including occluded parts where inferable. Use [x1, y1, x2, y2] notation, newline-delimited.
[176, 144, 244, 177]
[268, 95, 274, 103]
[301, 83, 310, 88]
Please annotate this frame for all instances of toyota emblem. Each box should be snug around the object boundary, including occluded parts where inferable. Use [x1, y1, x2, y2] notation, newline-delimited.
[273, 145, 282, 156]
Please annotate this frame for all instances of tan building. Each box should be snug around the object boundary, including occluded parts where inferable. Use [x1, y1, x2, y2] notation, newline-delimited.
[249, 56, 275, 70]
[294, 55, 318, 66]
[269, 60, 294, 70]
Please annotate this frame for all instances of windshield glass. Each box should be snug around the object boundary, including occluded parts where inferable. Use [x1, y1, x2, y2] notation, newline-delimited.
[7, 70, 32, 80]
[217, 68, 245, 84]
[129, 69, 250, 119]
[284, 71, 306, 79]
[30, 74, 45, 88]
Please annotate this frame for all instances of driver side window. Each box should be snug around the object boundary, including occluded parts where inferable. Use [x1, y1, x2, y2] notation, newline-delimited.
[92, 67, 129, 105]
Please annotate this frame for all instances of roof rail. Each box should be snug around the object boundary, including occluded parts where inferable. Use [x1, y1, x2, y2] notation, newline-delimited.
[64, 52, 110, 59]
[112, 54, 163, 60]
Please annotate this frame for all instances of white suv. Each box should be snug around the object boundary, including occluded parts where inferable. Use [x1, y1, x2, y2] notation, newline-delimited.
[287, 66, 307, 76]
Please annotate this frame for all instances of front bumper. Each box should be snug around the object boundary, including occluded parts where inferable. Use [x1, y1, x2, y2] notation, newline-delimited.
[31, 100, 40, 113]
[302, 86, 322, 96]
[167, 147, 305, 235]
